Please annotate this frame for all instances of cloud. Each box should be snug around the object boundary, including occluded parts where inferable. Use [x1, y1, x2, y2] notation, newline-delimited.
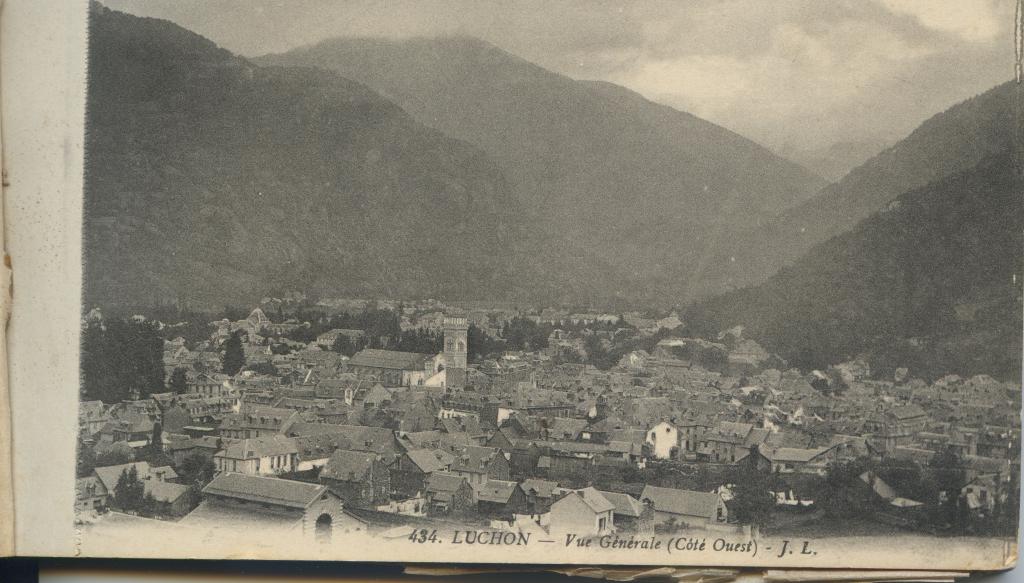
[871, 0, 1004, 42]
[101, 0, 1014, 153]
[610, 17, 943, 149]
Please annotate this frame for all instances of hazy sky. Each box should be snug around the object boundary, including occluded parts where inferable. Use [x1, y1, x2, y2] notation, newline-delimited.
[102, 0, 1016, 153]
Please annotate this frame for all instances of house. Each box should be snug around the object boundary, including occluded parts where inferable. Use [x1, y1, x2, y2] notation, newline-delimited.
[319, 449, 391, 508]
[92, 462, 178, 495]
[187, 372, 234, 398]
[213, 435, 299, 475]
[698, 422, 770, 463]
[549, 487, 615, 536]
[79, 400, 111, 437]
[166, 435, 221, 466]
[184, 473, 367, 542]
[90, 461, 182, 512]
[219, 406, 299, 439]
[445, 445, 511, 486]
[752, 445, 837, 475]
[645, 421, 679, 460]
[521, 478, 559, 514]
[76, 476, 108, 513]
[97, 413, 157, 450]
[961, 474, 1007, 515]
[423, 471, 476, 516]
[390, 449, 455, 497]
[640, 485, 728, 528]
[474, 479, 527, 519]
[598, 490, 650, 532]
[142, 480, 194, 517]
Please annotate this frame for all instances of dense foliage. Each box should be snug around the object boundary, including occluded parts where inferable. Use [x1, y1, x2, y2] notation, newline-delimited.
[81, 319, 165, 403]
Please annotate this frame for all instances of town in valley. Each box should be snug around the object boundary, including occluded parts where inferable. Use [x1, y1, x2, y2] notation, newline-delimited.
[75, 296, 1021, 545]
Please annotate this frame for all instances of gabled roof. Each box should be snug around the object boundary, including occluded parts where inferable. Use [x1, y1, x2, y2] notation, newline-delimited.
[349, 349, 430, 371]
[763, 446, 830, 463]
[425, 471, 468, 495]
[640, 485, 721, 519]
[446, 445, 499, 473]
[575, 487, 615, 513]
[218, 435, 298, 460]
[520, 478, 558, 498]
[598, 490, 644, 517]
[473, 479, 519, 504]
[93, 462, 151, 492]
[405, 449, 455, 473]
[144, 480, 190, 503]
[320, 449, 377, 481]
[203, 472, 328, 509]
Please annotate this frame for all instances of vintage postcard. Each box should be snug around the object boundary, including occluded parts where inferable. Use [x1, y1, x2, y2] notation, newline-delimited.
[0, 0, 1021, 572]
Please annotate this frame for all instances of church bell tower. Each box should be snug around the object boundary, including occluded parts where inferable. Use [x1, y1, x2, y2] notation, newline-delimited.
[443, 314, 468, 389]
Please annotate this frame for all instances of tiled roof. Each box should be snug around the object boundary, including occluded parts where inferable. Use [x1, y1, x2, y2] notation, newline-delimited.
[144, 480, 190, 503]
[93, 462, 152, 492]
[640, 485, 721, 520]
[425, 471, 468, 494]
[320, 449, 377, 481]
[520, 478, 558, 498]
[349, 349, 430, 370]
[764, 447, 829, 463]
[203, 472, 327, 509]
[598, 490, 644, 517]
[219, 435, 298, 460]
[405, 449, 455, 473]
[575, 487, 615, 513]
[473, 479, 519, 504]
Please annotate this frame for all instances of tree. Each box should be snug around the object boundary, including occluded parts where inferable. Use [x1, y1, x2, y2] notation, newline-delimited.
[81, 318, 165, 402]
[246, 361, 279, 376]
[178, 453, 216, 487]
[331, 334, 355, 356]
[77, 440, 98, 478]
[167, 367, 188, 394]
[113, 465, 145, 512]
[221, 331, 245, 375]
[94, 441, 135, 468]
[728, 451, 776, 527]
[821, 458, 872, 518]
[929, 447, 967, 529]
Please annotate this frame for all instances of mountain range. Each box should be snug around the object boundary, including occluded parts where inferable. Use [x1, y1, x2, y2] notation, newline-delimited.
[84, 4, 1021, 378]
[85, 5, 522, 307]
[689, 153, 1022, 380]
[257, 38, 828, 303]
[85, 5, 831, 308]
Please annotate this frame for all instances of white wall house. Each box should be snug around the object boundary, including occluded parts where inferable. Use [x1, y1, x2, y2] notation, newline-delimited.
[646, 421, 679, 460]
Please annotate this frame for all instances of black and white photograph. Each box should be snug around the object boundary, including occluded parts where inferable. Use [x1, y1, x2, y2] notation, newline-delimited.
[17, 0, 1021, 570]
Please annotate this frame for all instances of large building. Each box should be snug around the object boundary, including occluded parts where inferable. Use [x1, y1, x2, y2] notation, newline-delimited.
[443, 315, 468, 389]
[345, 313, 469, 389]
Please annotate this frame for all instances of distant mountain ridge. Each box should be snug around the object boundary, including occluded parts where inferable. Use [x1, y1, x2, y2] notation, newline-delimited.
[257, 36, 828, 302]
[699, 82, 1018, 297]
[690, 152, 1023, 380]
[84, 5, 525, 308]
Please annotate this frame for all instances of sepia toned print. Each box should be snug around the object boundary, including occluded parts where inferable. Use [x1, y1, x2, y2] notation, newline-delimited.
[71, 0, 1020, 569]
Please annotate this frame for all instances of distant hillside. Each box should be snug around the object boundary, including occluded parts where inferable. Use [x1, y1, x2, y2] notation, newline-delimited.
[257, 37, 826, 302]
[689, 153, 1023, 381]
[700, 82, 1017, 297]
[779, 139, 890, 183]
[84, 5, 523, 308]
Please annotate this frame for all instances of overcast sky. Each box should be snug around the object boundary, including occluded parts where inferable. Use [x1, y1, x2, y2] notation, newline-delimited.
[102, 0, 1016, 154]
